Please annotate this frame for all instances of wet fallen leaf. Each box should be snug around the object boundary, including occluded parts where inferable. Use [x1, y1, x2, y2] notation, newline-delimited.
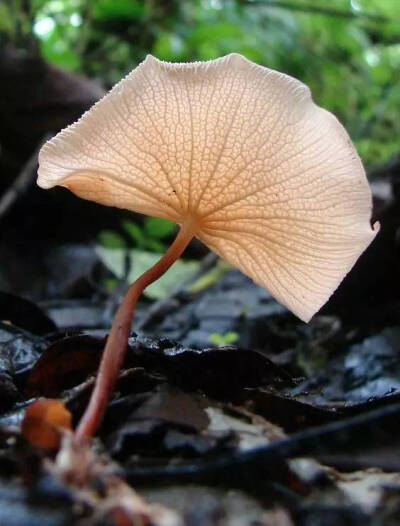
[27, 335, 104, 397]
[334, 468, 400, 514]
[0, 292, 56, 335]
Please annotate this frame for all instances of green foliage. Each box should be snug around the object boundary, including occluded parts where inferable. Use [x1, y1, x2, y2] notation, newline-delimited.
[121, 220, 146, 247]
[104, 277, 119, 292]
[0, 4, 15, 34]
[93, 0, 144, 21]
[144, 217, 176, 240]
[40, 24, 82, 71]
[97, 246, 200, 300]
[98, 230, 126, 249]
[209, 331, 239, 347]
[190, 259, 232, 293]
[97, 216, 195, 299]
[99, 217, 176, 253]
[3, 0, 399, 166]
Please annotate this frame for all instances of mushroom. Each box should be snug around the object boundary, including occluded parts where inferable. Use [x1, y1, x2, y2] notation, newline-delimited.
[37, 54, 378, 442]
[22, 399, 72, 450]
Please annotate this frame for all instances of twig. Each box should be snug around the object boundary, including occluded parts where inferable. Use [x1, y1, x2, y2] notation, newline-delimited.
[125, 399, 400, 481]
[0, 135, 50, 222]
[314, 453, 400, 472]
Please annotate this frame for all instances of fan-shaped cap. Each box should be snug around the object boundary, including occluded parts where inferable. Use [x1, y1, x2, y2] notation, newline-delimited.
[38, 54, 378, 322]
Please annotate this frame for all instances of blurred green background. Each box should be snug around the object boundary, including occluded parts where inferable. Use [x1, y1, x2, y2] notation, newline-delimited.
[2, 0, 399, 168]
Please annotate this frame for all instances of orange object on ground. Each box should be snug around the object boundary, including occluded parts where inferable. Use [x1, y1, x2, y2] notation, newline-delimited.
[22, 399, 72, 449]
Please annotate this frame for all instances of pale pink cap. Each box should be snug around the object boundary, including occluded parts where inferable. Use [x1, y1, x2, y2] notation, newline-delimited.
[38, 54, 378, 322]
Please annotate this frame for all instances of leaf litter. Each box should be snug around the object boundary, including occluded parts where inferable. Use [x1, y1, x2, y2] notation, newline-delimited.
[1, 304, 400, 524]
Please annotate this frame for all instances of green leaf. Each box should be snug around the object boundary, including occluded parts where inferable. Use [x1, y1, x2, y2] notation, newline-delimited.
[144, 217, 176, 239]
[143, 238, 165, 253]
[0, 4, 13, 33]
[39, 24, 81, 71]
[153, 33, 186, 61]
[122, 220, 146, 248]
[190, 22, 241, 45]
[209, 331, 239, 347]
[189, 259, 231, 293]
[96, 247, 200, 300]
[104, 278, 118, 291]
[93, 0, 143, 20]
[98, 230, 126, 249]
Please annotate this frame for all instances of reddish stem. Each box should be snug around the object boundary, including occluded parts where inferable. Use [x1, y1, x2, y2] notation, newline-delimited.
[75, 217, 197, 443]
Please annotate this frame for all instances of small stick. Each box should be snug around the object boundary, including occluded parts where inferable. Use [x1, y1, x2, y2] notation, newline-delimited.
[0, 136, 50, 222]
[75, 216, 198, 442]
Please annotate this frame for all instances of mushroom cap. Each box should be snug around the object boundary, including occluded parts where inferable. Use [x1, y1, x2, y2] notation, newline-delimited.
[38, 54, 378, 322]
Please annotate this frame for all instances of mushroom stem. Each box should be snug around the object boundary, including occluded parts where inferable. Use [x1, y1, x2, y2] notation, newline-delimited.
[75, 216, 198, 443]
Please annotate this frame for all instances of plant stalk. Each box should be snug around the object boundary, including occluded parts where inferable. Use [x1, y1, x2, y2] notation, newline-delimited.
[75, 217, 197, 443]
